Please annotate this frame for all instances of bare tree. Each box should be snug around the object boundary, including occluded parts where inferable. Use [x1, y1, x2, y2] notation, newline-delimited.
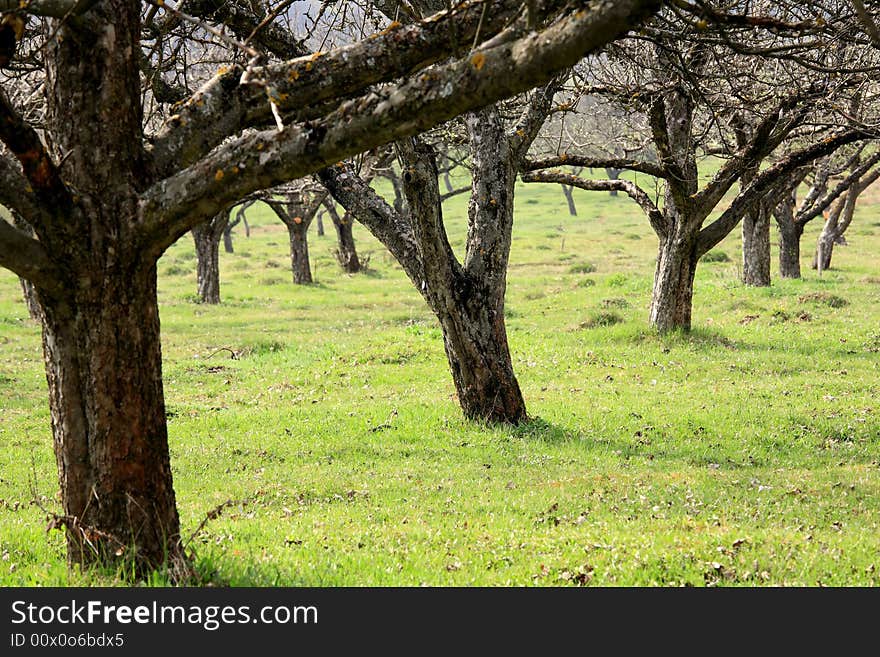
[0, 0, 656, 575]
[524, 5, 875, 330]
[264, 180, 328, 284]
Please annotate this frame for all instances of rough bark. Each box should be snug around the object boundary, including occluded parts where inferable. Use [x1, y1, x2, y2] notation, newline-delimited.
[646, 78, 702, 332]
[191, 209, 229, 303]
[402, 125, 526, 424]
[40, 266, 182, 574]
[31, 2, 185, 576]
[777, 216, 804, 279]
[739, 151, 772, 286]
[650, 226, 700, 332]
[741, 199, 771, 286]
[287, 220, 313, 284]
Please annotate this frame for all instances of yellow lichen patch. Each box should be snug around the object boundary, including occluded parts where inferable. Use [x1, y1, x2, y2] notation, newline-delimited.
[293, 216, 303, 225]
[471, 53, 486, 70]
[231, 166, 240, 175]
[382, 21, 401, 34]
[489, 198, 497, 206]
[214, 169, 224, 182]
[288, 68, 300, 82]
[256, 142, 265, 151]
[217, 65, 230, 76]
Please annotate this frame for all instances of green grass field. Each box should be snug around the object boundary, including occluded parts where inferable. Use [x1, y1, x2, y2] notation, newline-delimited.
[1, 176, 878, 586]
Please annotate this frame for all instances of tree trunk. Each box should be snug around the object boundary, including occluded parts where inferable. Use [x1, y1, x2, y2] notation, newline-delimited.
[433, 286, 526, 424]
[34, 1, 186, 577]
[222, 222, 235, 253]
[650, 229, 699, 332]
[741, 200, 771, 286]
[19, 277, 41, 320]
[287, 221, 313, 284]
[316, 211, 325, 237]
[402, 113, 527, 424]
[191, 211, 228, 304]
[813, 190, 855, 273]
[12, 213, 41, 319]
[561, 184, 577, 216]
[777, 219, 804, 279]
[39, 265, 184, 576]
[325, 202, 361, 273]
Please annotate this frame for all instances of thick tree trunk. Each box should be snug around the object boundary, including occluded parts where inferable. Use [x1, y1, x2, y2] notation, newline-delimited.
[191, 211, 228, 304]
[39, 265, 184, 576]
[741, 200, 771, 286]
[777, 220, 804, 279]
[433, 286, 525, 424]
[403, 113, 527, 424]
[287, 221, 313, 284]
[650, 228, 699, 332]
[33, 1, 186, 577]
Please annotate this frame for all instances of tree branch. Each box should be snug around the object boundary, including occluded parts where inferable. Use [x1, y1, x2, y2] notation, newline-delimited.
[318, 164, 424, 286]
[0, 89, 70, 218]
[521, 170, 667, 239]
[522, 154, 666, 178]
[0, 217, 62, 292]
[697, 130, 871, 255]
[0, 0, 98, 18]
[148, 0, 573, 178]
[138, 0, 662, 257]
[796, 149, 880, 225]
[509, 72, 568, 162]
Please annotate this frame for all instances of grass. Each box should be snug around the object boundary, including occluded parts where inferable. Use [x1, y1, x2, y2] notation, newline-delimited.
[0, 177, 878, 587]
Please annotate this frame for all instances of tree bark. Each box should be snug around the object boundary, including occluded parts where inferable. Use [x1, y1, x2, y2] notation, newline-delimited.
[741, 199, 771, 286]
[287, 220, 313, 284]
[29, 1, 186, 576]
[777, 218, 804, 279]
[813, 190, 855, 273]
[191, 210, 229, 304]
[401, 128, 526, 424]
[39, 264, 184, 575]
[650, 229, 699, 332]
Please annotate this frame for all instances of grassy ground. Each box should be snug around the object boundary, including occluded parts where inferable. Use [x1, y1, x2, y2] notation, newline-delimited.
[1, 175, 878, 586]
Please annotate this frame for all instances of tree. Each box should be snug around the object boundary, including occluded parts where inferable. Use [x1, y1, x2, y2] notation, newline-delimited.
[812, 152, 880, 273]
[523, 6, 873, 331]
[0, 0, 660, 576]
[264, 180, 327, 285]
[772, 149, 880, 278]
